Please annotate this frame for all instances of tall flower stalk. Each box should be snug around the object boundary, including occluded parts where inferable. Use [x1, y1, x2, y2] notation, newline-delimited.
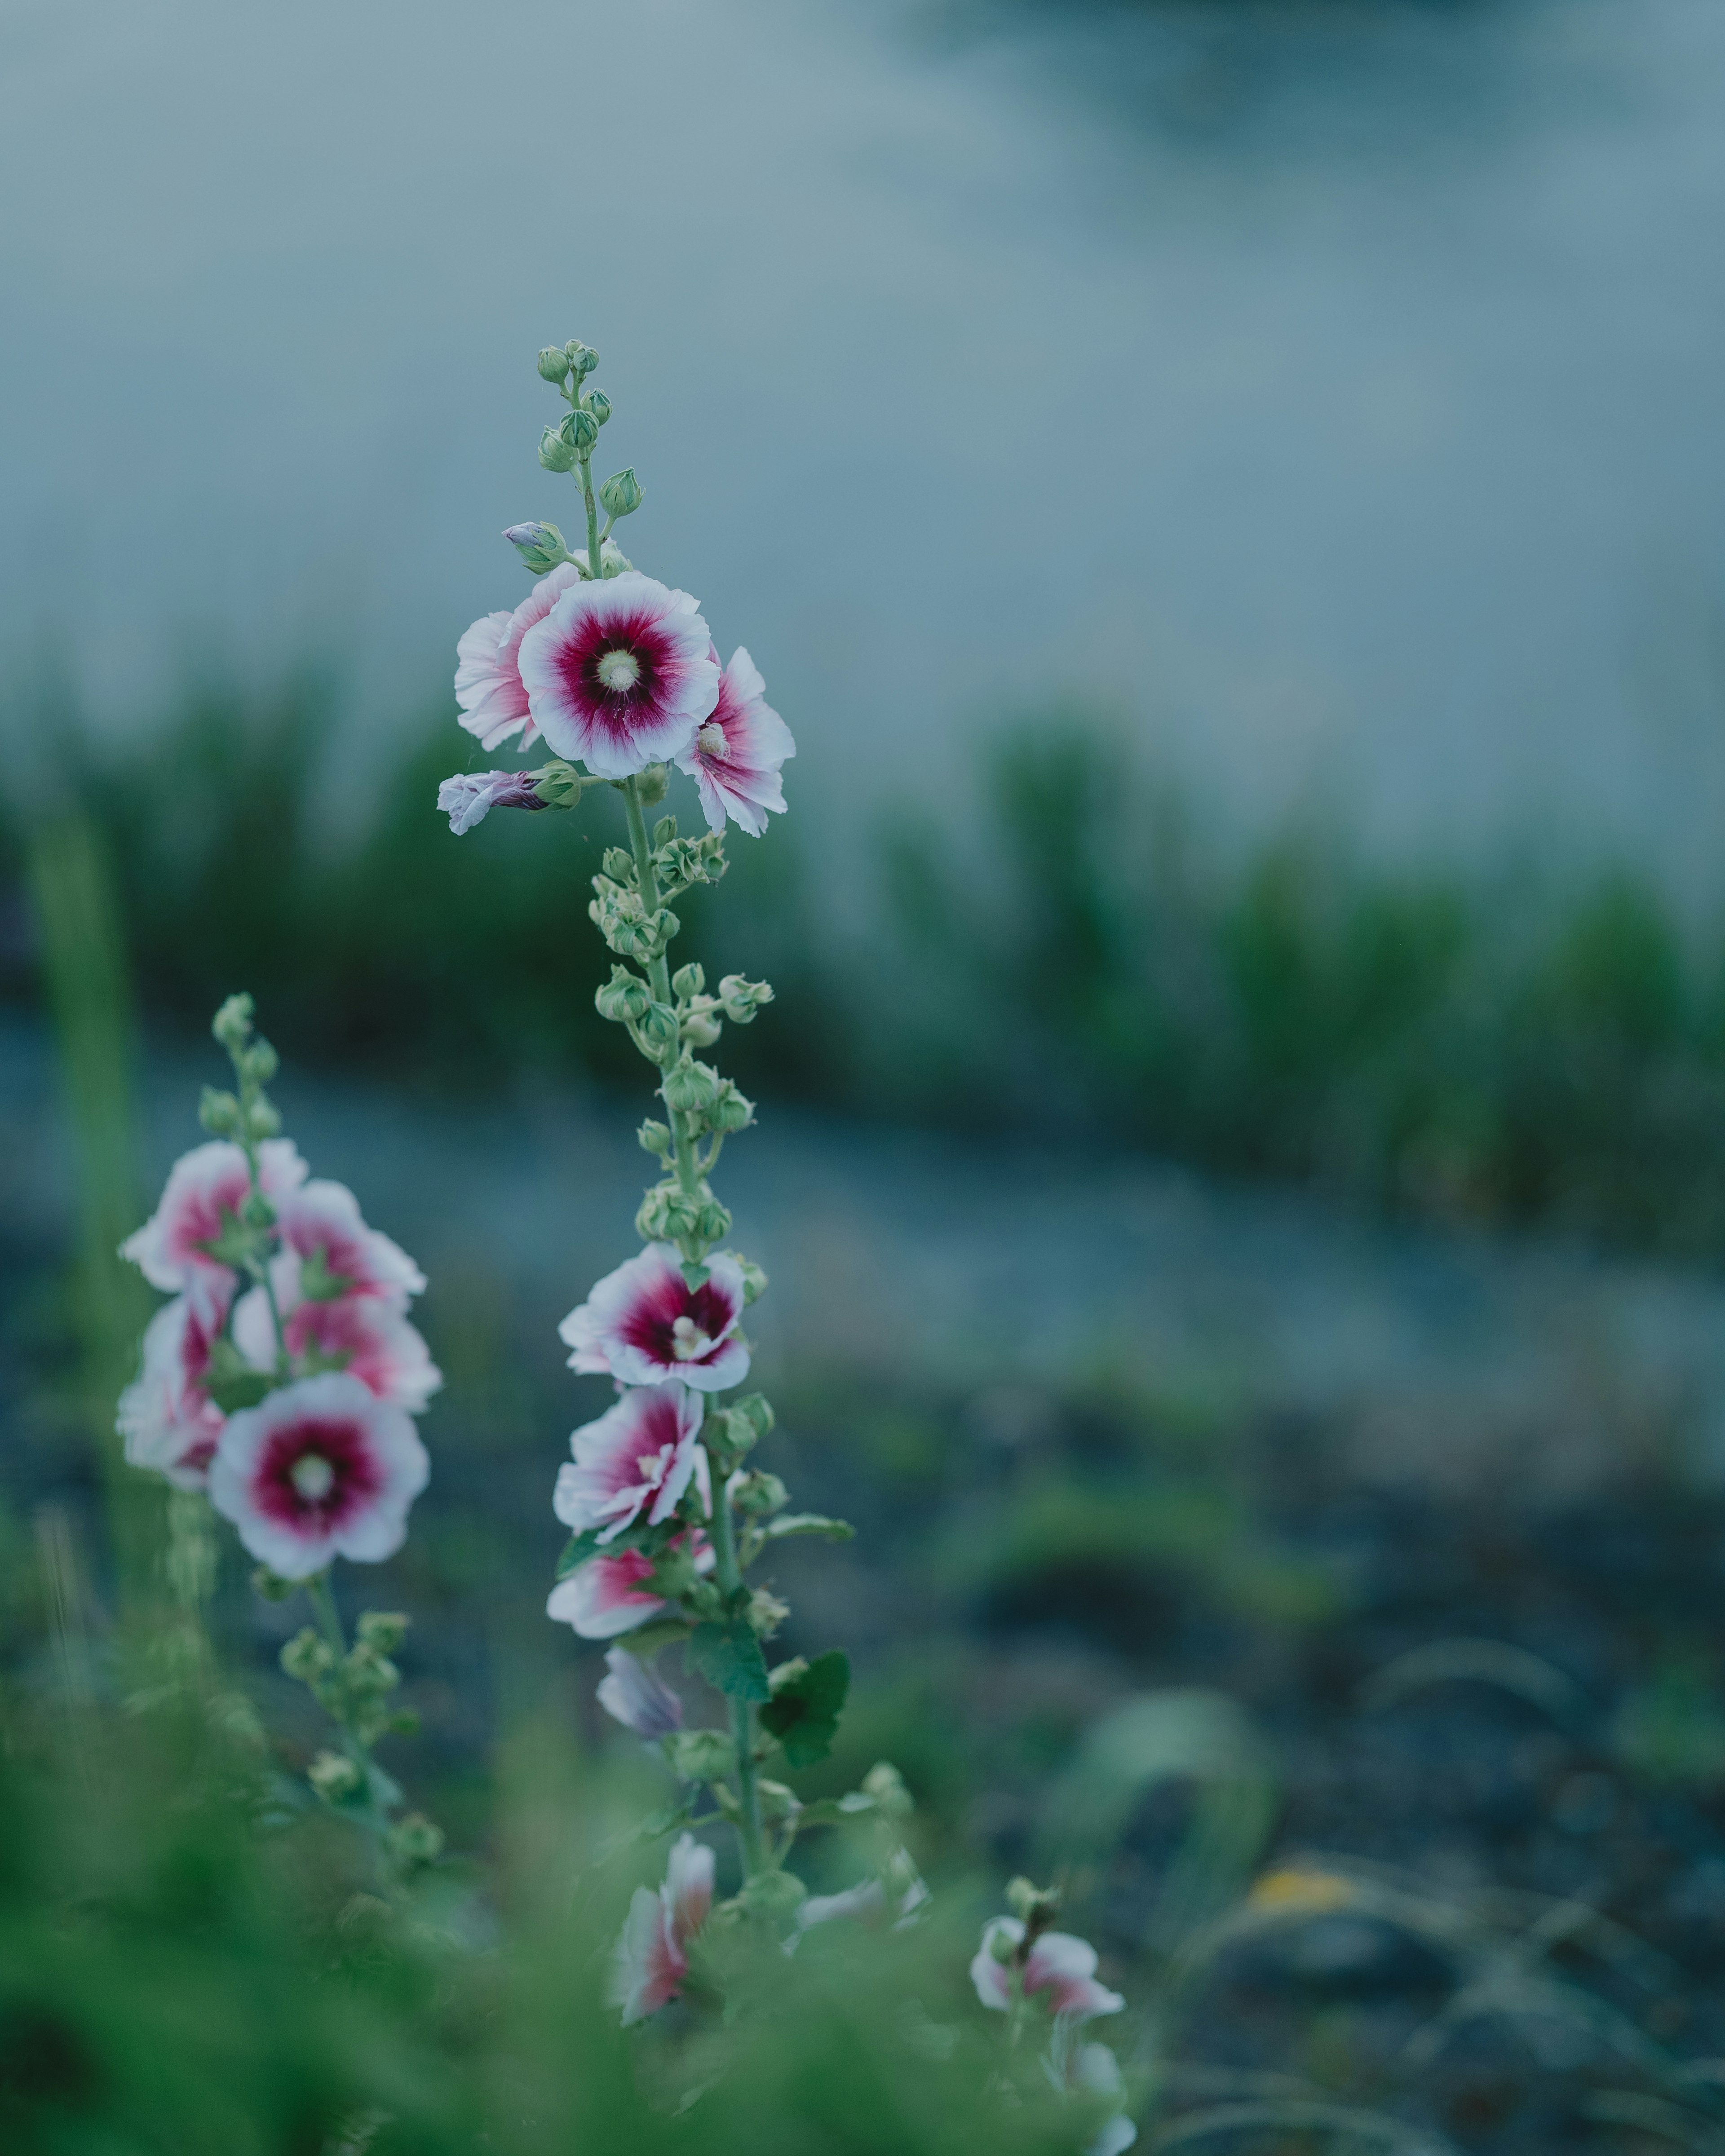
[116, 995, 442, 1882]
[442, 338, 1134, 2150]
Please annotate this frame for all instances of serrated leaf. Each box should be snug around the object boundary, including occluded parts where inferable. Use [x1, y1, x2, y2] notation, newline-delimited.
[688, 1619, 770, 1702]
[760, 1648, 849, 1767]
[765, 1514, 854, 1542]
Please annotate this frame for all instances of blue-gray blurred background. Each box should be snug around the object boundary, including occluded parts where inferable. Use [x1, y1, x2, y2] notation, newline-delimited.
[7, 7, 1725, 2143]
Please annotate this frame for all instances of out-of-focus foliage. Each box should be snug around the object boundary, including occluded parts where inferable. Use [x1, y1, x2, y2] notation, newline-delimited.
[10, 684, 1725, 1254]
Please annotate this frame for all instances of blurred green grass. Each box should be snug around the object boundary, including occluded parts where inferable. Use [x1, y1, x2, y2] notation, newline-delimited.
[10, 683, 1725, 1256]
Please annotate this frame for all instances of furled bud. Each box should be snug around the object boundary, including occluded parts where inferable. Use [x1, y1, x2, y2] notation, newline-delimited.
[861, 1761, 913, 1818]
[695, 1197, 731, 1242]
[708, 1082, 754, 1135]
[731, 1470, 788, 1517]
[601, 847, 637, 884]
[717, 975, 774, 1025]
[583, 389, 612, 427]
[388, 1813, 446, 1867]
[537, 346, 573, 384]
[594, 966, 652, 1024]
[538, 426, 578, 474]
[671, 962, 706, 1001]
[502, 520, 571, 574]
[558, 407, 599, 454]
[637, 1119, 672, 1158]
[734, 1256, 768, 1306]
[635, 1001, 681, 1057]
[199, 1086, 242, 1137]
[356, 1610, 409, 1656]
[566, 340, 598, 378]
[665, 1728, 737, 1784]
[748, 1588, 791, 1638]
[599, 467, 643, 519]
[212, 993, 254, 1052]
[732, 1392, 775, 1443]
[307, 1750, 364, 1803]
[662, 1059, 719, 1114]
[280, 1628, 336, 1685]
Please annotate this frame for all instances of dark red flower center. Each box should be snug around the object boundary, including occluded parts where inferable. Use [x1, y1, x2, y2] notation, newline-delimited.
[253, 1414, 380, 1533]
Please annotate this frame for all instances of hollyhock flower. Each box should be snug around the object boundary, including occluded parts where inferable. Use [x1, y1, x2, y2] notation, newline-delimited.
[438, 766, 547, 836]
[558, 1243, 749, 1393]
[610, 1833, 713, 2024]
[232, 1286, 442, 1413]
[121, 1139, 306, 1293]
[544, 1532, 714, 1639]
[970, 1920, 1124, 2023]
[597, 1646, 685, 1738]
[454, 561, 585, 751]
[516, 571, 720, 780]
[115, 1280, 236, 1489]
[553, 1381, 705, 1544]
[274, 1179, 425, 1308]
[674, 647, 795, 838]
[208, 1371, 429, 1580]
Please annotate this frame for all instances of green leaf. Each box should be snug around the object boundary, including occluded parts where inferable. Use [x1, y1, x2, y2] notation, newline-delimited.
[765, 1513, 854, 1543]
[688, 1619, 770, 1703]
[554, 1520, 652, 1580]
[193, 1204, 257, 1272]
[621, 1618, 693, 1658]
[760, 1649, 849, 1767]
[203, 1336, 276, 1414]
[299, 1247, 357, 1303]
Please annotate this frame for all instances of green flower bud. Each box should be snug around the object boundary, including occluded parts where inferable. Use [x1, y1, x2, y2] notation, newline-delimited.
[671, 962, 706, 1001]
[566, 340, 598, 377]
[307, 1750, 364, 1803]
[681, 1008, 723, 1051]
[280, 1627, 336, 1684]
[733, 1256, 768, 1305]
[662, 1059, 719, 1114]
[732, 1392, 775, 1442]
[635, 1001, 681, 1057]
[569, 536, 634, 579]
[213, 998, 254, 1057]
[718, 974, 774, 1024]
[388, 1812, 446, 1867]
[665, 1729, 737, 1784]
[503, 519, 571, 573]
[731, 1470, 788, 1517]
[249, 1564, 299, 1603]
[748, 1587, 791, 1637]
[583, 388, 612, 427]
[356, 1610, 409, 1655]
[199, 1086, 242, 1137]
[594, 966, 651, 1024]
[537, 346, 573, 384]
[241, 1038, 279, 1085]
[558, 406, 600, 453]
[601, 846, 636, 884]
[599, 467, 644, 519]
[695, 1198, 731, 1242]
[737, 1867, 808, 1923]
[243, 1097, 281, 1140]
[635, 763, 669, 808]
[538, 425, 578, 474]
[637, 1119, 672, 1158]
[755, 1779, 801, 1825]
[636, 1183, 677, 1239]
[708, 1082, 754, 1135]
[861, 1760, 914, 1818]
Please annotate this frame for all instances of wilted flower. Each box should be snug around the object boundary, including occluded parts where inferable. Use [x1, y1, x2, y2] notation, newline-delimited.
[233, 1284, 442, 1413]
[453, 561, 586, 751]
[553, 1380, 706, 1543]
[597, 1646, 685, 1738]
[437, 766, 547, 836]
[610, 1833, 714, 2024]
[121, 1139, 306, 1293]
[675, 646, 795, 838]
[970, 1918, 1124, 2023]
[558, 1242, 749, 1393]
[544, 1531, 713, 1638]
[115, 1281, 235, 1487]
[516, 570, 720, 780]
[207, 1371, 430, 1581]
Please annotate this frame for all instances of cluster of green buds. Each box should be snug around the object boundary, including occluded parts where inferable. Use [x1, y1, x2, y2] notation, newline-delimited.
[530, 340, 642, 574]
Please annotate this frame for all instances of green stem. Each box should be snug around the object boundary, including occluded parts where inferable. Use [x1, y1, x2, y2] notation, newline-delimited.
[619, 778, 703, 1211]
[707, 1475, 765, 1878]
[579, 451, 602, 579]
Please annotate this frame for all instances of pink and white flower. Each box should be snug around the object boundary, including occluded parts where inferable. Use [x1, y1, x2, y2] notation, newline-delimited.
[558, 1243, 749, 1393]
[233, 1285, 442, 1413]
[207, 1371, 429, 1580]
[516, 571, 720, 780]
[553, 1381, 706, 1543]
[674, 647, 795, 838]
[121, 1140, 306, 1294]
[544, 1532, 714, 1639]
[610, 1833, 713, 2024]
[597, 1647, 685, 1738]
[970, 1920, 1125, 2023]
[115, 1280, 236, 1488]
[454, 562, 586, 751]
[273, 1179, 426, 1308]
[437, 767, 546, 836]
